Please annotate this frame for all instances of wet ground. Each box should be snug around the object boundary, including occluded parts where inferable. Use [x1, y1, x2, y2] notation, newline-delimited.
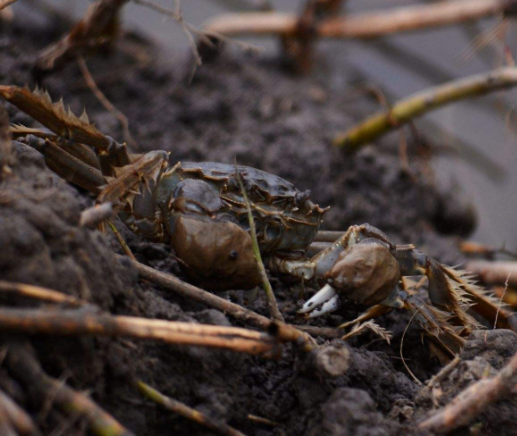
[0, 6, 516, 436]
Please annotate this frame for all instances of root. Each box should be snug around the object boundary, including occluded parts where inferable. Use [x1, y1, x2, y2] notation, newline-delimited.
[77, 55, 136, 148]
[5, 342, 134, 436]
[419, 349, 517, 433]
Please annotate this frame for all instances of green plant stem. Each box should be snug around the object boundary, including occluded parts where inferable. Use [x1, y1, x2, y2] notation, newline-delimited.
[137, 381, 246, 436]
[234, 168, 284, 322]
[334, 67, 517, 151]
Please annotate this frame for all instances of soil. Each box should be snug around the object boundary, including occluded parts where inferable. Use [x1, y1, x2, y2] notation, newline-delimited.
[0, 6, 515, 436]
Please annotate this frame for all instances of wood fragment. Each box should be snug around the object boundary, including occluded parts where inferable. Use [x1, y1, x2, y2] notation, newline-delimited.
[334, 67, 517, 151]
[137, 380, 246, 436]
[36, 0, 128, 71]
[204, 0, 516, 39]
[419, 350, 517, 433]
[80, 203, 113, 227]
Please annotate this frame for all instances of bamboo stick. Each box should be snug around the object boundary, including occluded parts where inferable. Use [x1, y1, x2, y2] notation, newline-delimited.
[334, 67, 517, 151]
[204, 0, 515, 39]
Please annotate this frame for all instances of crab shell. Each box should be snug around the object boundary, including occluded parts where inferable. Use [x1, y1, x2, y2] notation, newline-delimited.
[150, 162, 328, 291]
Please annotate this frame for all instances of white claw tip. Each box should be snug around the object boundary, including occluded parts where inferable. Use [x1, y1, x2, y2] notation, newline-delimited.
[298, 284, 338, 317]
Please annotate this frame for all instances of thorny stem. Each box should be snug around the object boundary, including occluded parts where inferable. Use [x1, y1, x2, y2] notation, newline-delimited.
[137, 381, 247, 436]
[0, 307, 277, 356]
[334, 67, 517, 151]
[6, 342, 134, 436]
[204, 0, 516, 39]
[419, 349, 517, 433]
[234, 167, 284, 323]
[127, 256, 336, 342]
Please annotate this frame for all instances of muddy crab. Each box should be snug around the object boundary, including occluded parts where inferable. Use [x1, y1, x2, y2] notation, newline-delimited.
[2, 85, 515, 358]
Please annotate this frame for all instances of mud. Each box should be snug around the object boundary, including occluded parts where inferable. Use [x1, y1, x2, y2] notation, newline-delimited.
[0, 6, 514, 436]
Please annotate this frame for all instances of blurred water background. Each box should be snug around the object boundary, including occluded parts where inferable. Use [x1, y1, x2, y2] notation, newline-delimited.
[14, 0, 517, 248]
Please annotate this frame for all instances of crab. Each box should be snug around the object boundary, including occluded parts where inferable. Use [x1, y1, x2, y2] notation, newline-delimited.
[2, 85, 516, 358]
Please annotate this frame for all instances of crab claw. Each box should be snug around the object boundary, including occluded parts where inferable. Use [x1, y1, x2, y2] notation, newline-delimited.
[299, 284, 340, 318]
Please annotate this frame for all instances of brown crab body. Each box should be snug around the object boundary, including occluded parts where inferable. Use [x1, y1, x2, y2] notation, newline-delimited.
[149, 162, 327, 290]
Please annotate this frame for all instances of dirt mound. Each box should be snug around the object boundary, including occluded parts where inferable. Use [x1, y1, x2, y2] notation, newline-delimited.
[0, 7, 506, 436]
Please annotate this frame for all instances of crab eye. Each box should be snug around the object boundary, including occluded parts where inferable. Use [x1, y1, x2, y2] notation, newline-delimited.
[229, 250, 239, 260]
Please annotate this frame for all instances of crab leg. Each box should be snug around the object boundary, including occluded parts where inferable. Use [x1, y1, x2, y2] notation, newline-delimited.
[19, 136, 105, 193]
[440, 265, 517, 332]
[0, 85, 132, 175]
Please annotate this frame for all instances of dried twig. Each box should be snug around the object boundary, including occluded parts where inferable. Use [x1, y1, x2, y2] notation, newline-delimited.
[204, 0, 516, 39]
[77, 55, 136, 148]
[0, 388, 41, 436]
[36, 0, 128, 71]
[419, 349, 517, 433]
[137, 380, 246, 436]
[6, 342, 134, 436]
[334, 67, 517, 151]
[126, 255, 340, 340]
[466, 260, 517, 287]
[0, 0, 18, 12]
[246, 414, 280, 427]
[0, 281, 87, 307]
[235, 167, 284, 322]
[131, 0, 202, 76]
[0, 307, 276, 356]
[80, 203, 113, 227]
